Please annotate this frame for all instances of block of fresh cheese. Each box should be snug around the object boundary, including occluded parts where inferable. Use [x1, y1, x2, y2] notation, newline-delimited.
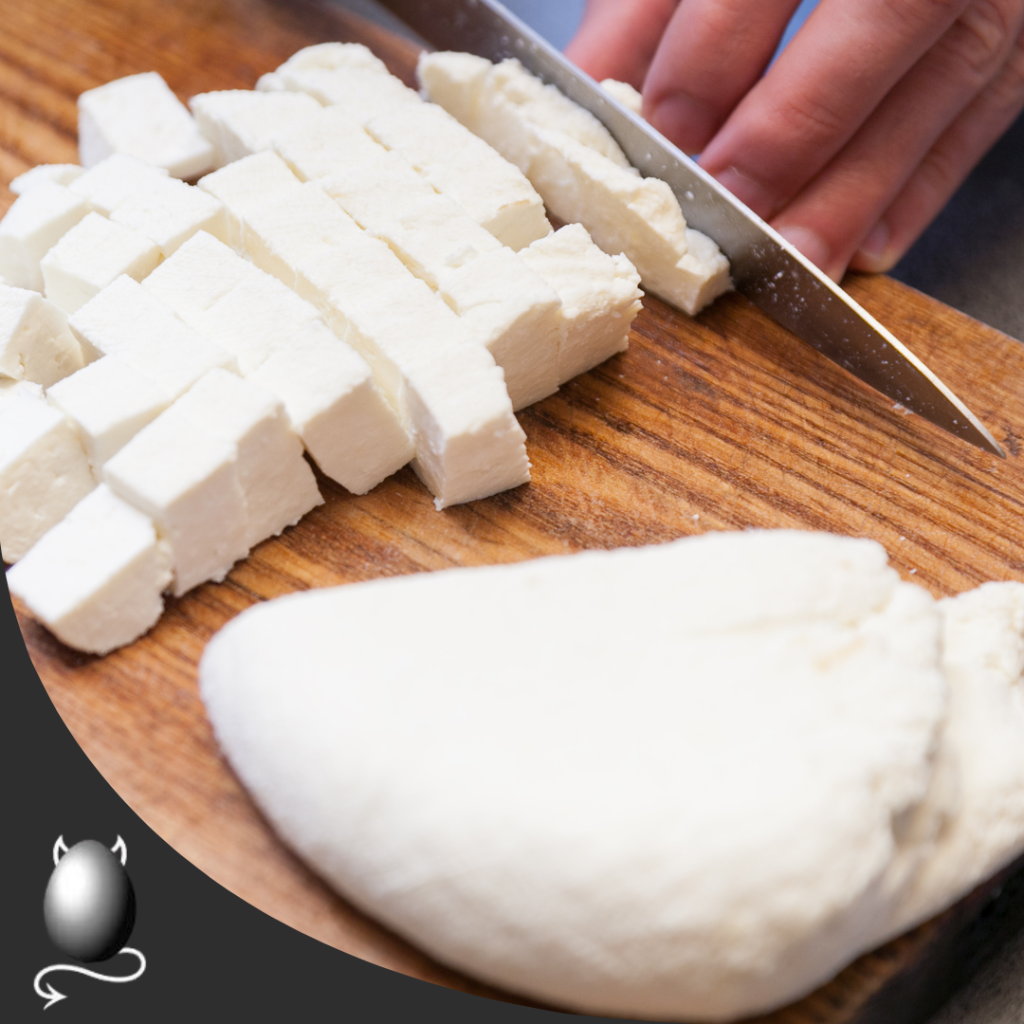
[9, 164, 85, 195]
[7, 484, 171, 655]
[188, 89, 322, 168]
[418, 53, 732, 315]
[68, 275, 237, 397]
[0, 181, 91, 291]
[600, 79, 643, 117]
[69, 153, 170, 216]
[0, 386, 97, 563]
[520, 224, 644, 384]
[78, 72, 215, 179]
[0, 284, 85, 386]
[199, 529, 983, 1022]
[40, 211, 162, 314]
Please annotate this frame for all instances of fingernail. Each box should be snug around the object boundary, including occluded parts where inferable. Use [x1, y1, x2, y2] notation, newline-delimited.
[853, 221, 892, 273]
[711, 166, 775, 218]
[775, 225, 832, 276]
[649, 93, 716, 155]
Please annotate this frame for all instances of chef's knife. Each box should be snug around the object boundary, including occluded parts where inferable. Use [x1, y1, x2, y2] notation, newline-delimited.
[376, 0, 1004, 458]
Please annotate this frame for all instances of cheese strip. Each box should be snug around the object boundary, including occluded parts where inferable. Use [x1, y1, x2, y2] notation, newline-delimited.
[0, 386, 97, 563]
[199, 154, 529, 508]
[10, 164, 85, 195]
[0, 284, 85, 386]
[418, 53, 732, 315]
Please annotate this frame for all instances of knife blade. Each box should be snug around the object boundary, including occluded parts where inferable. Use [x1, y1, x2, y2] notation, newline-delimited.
[375, 0, 1004, 458]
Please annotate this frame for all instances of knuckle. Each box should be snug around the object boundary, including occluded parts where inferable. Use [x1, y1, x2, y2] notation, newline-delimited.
[770, 93, 848, 148]
[945, 0, 1020, 81]
[880, 0, 970, 33]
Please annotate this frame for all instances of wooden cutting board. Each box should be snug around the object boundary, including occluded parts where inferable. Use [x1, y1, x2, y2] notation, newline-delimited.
[7, 0, 1024, 1020]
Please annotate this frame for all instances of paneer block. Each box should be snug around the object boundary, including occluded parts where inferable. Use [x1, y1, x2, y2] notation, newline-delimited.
[69, 153, 170, 216]
[41, 211, 161, 314]
[0, 388, 97, 562]
[0, 182, 91, 291]
[47, 355, 170, 468]
[7, 484, 171, 655]
[248, 319, 413, 495]
[169, 369, 323, 550]
[0, 284, 85, 386]
[0, 378, 43, 407]
[272, 105, 387, 183]
[600, 79, 643, 116]
[679, 228, 733, 316]
[69, 275, 237, 398]
[189, 89, 322, 167]
[10, 164, 85, 195]
[103, 397, 248, 597]
[520, 224, 643, 383]
[78, 72, 215, 179]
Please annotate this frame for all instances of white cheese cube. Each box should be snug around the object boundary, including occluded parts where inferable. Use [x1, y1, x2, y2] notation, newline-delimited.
[272, 105, 388, 182]
[189, 89, 322, 167]
[0, 182, 91, 291]
[365, 103, 552, 251]
[600, 79, 643, 117]
[0, 379, 43, 407]
[520, 224, 643, 383]
[7, 484, 171, 654]
[41, 212, 162, 314]
[78, 72, 215, 179]
[103, 399, 248, 596]
[416, 50, 490, 128]
[0, 284, 85, 386]
[10, 164, 85, 195]
[0, 389, 97, 562]
[47, 355, 170, 467]
[248, 320, 413, 495]
[69, 275, 237, 397]
[69, 153, 169, 216]
[169, 368, 322, 550]
[678, 228, 733, 315]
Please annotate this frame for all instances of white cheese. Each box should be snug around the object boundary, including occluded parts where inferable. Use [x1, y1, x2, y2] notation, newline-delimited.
[9, 164, 85, 195]
[0, 388, 97, 563]
[600, 79, 643, 117]
[46, 354, 170, 468]
[0, 284, 85, 386]
[0, 182, 91, 291]
[520, 224, 643, 384]
[272, 105, 388, 182]
[198, 530, 948, 1022]
[69, 153, 169, 216]
[168, 368, 323, 551]
[189, 89, 322, 167]
[103, 391, 248, 597]
[78, 72, 215, 179]
[7, 483, 171, 654]
[248, 319, 414, 495]
[40, 211, 162, 314]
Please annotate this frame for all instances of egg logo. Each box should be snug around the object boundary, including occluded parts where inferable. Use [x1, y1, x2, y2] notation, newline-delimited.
[33, 836, 147, 1009]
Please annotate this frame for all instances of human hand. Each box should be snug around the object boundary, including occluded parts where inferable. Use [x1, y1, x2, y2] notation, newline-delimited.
[565, 0, 1024, 281]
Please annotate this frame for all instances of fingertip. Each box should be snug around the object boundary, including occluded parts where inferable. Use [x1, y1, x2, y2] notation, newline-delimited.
[849, 221, 898, 274]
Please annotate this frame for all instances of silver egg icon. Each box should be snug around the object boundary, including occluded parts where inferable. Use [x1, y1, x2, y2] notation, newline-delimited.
[44, 840, 136, 962]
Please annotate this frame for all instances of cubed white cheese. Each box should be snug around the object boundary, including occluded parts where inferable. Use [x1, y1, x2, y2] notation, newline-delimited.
[272, 105, 387, 182]
[0, 388, 97, 563]
[189, 89, 322, 167]
[69, 275, 237, 397]
[678, 228, 733, 316]
[248, 319, 413, 495]
[600, 79, 643, 117]
[47, 355, 170, 468]
[416, 50, 490, 128]
[7, 484, 171, 654]
[520, 224, 643, 383]
[0, 378, 43, 407]
[168, 368, 323, 550]
[0, 182, 91, 291]
[103, 395, 248, 596]
[41, 211, 162, 314]
[0, 284, 85, 386]
[10, 164, 85, 195]
[69, 153, 169, 216]
[78, 72, 215, 179]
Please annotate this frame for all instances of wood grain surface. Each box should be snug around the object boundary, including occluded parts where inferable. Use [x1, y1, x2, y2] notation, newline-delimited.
[6, 1, 1024, 1021]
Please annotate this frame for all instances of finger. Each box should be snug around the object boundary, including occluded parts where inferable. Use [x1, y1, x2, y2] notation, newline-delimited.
[771, 0, 1024, 280]
[564, 0, 679, 89]
[699, 0, 973, 219]
[850, 26, 1024, 274]
[643, 0, 802, 155]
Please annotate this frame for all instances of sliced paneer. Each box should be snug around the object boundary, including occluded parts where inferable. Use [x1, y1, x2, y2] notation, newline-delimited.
[272, 105, 388, 182]
[78, 72, 215, 179]
[0, 388, 97, 563]
[600, 79, 643, 116]
[679, 228, 733, 316]
[168, 369, 322, 551]
[365, 103, 551, 252]
[47, 355, 170, 468]
[103, 396, 248, 597]
[69, 153, 170, 216]
[0, 378, 43, 407]
[40, 212, 162, 314]
[10, 164, 85, 195]
[189, 89, 322, 167]
[7, 484, 171, 655]
[520, 224, 643, 383]
[0, 182, 91, 291]
[0, 284, 85, 386]
[69, 275, 237, 397]
[248, 320, 413, 495]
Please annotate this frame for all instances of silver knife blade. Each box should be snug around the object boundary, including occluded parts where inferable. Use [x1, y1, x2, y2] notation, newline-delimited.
[375, 0, 1004, 458]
